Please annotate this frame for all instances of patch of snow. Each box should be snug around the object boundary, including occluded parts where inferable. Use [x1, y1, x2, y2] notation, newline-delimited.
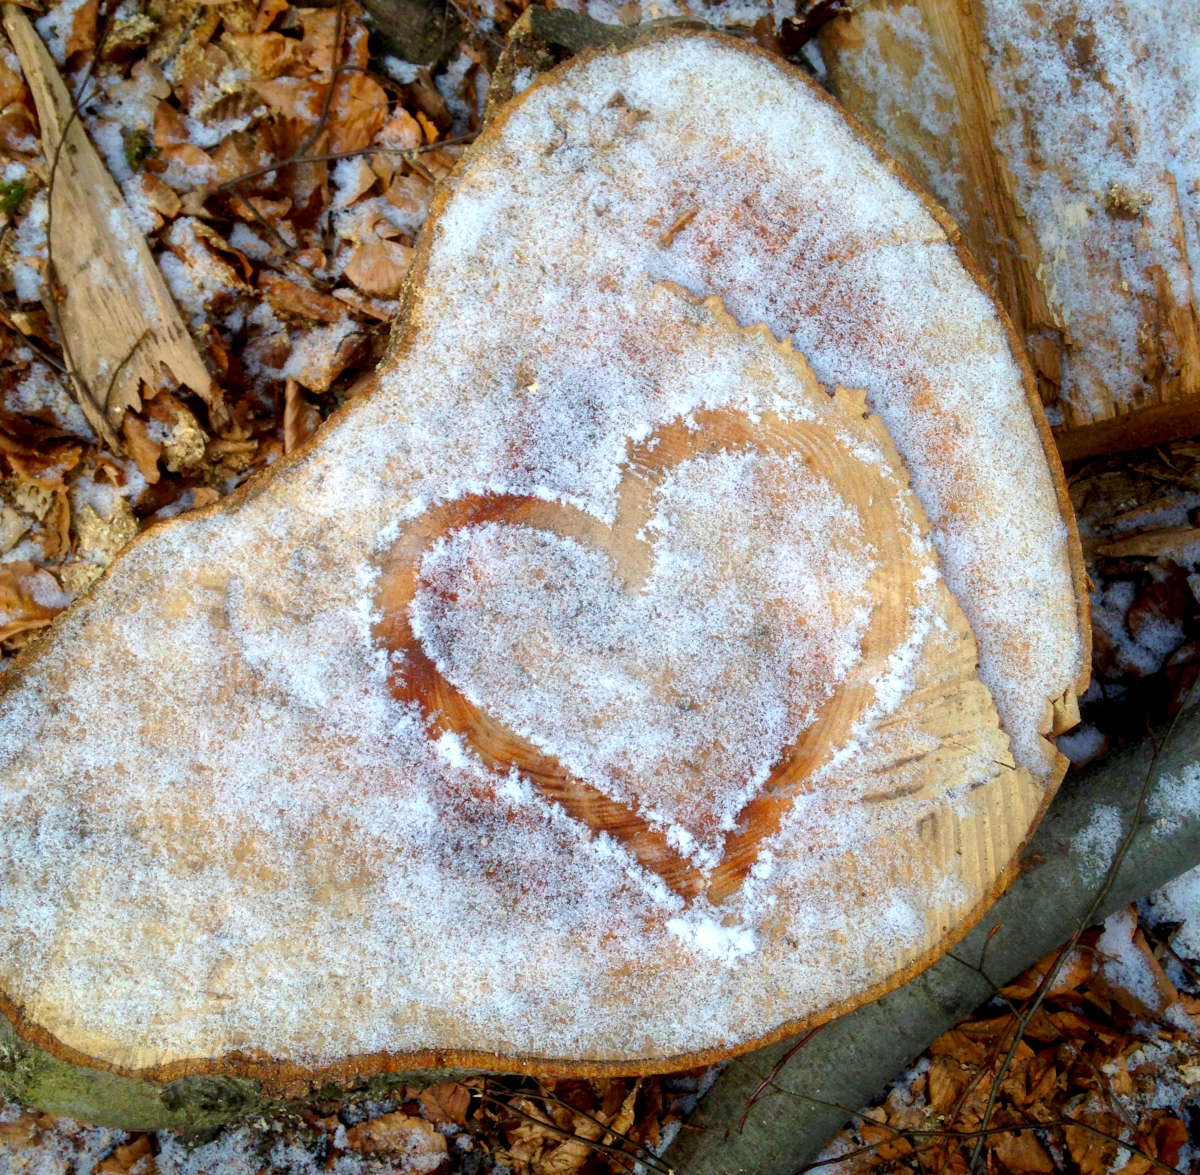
[1072, 804, 1124, 885]
[1146, 862, 1200, 964]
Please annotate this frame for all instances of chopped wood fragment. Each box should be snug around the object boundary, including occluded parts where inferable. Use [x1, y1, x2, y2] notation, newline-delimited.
[1095, 526, 1200, 560]
[2, 4, 219, 450]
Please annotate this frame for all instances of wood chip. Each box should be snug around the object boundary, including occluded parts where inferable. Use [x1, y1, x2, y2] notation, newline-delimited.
[2, 4, 219, 449]
[1095, 525, 1200, 560]
[282, 377, 319, 454]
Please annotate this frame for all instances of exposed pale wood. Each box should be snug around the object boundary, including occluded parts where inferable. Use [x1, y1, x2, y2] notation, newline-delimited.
[1095, 525, 1200, 560]
[0, 31, 1087, 1087]
[820, 0, 1200, 458]
[6, 716, 1198, 1131]
[374, 319, 1016, 906]
[822, 0, 1058, 403]
[668, 715, 1200, 1175]
[2, 4, 219, 447]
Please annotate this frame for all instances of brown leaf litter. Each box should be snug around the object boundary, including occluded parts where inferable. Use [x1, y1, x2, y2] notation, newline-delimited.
[817, 902, 1199, 1175]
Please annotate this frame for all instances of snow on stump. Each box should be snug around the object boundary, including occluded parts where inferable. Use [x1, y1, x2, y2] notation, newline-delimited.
[0, 31, 1089, 1118]
[818, 1, 1200, 461]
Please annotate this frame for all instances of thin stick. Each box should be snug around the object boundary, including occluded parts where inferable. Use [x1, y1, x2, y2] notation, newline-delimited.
[777, 1086, 1184, 1175]
[213, 136, 476, 194]
[738, 1025, 824, 1133]
[479, 1084, 672, 1175]
[526, 1077, 669, 1173]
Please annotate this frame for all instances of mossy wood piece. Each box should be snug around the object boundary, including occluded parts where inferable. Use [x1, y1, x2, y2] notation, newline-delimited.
[1, 31, 1086, 1098]
[0, 1022, 473, 1133]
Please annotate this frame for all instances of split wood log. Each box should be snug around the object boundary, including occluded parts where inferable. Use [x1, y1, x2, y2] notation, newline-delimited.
[818, 1, 1200, 461]
[0, 30, 1087, 1101]
[1, 4, 220, 449]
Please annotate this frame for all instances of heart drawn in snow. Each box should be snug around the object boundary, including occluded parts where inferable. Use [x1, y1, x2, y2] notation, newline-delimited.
[374, 406, 920, 904]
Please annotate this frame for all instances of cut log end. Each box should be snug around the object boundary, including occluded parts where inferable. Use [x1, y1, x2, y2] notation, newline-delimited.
[0, 30, 1087, 1089]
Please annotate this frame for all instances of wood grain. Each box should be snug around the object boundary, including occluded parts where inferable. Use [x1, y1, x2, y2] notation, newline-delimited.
[821, 0, 1200, 458]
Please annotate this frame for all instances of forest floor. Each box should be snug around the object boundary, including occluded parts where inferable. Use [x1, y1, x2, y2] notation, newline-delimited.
[0, 0, 1197, 1172]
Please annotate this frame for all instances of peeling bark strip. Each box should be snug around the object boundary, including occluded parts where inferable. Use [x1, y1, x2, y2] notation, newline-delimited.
[819, 0, 1200, 459]
[0, 32, 1087, 1089]
[2, 4, 218, 447]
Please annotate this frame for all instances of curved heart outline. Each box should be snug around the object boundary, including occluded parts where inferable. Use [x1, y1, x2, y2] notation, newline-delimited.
[374, 406, 920, 904]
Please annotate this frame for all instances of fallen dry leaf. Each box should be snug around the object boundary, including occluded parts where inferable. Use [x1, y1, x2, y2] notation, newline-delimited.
[63, 0, 98, 62]
[1001, 941, 1096, 1001]
[0, 561, 66, 642]
[333, 156, 378, 207]
[991, 1126, 1054, 1174]
[418, 1080, 474, 1127]
[280, 319, 365, 392]
[282, 377, 319, 454]
[221, 31, 301, 80]
[344, 238, 412, 297]
[343, 1111, 447, 1172]
[927, 1054, 971, 1116]
[329, 72, 389, 153]
[121, 413, 163, 485]
[1092, 908, 1179, 1019]
[96, 1133, 154, 1174]
[258, 271, 347, 323]
[1064, 1112, 1123, 1175]
[378, 107, 423, 150]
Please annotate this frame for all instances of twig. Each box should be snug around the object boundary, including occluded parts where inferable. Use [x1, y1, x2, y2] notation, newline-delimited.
[0, 299, 67, 374]
[292, 0, 346, 162]
[212, 136, 476, 194]
[797, 1115, 1182, 1175]
[1160, 937, 1200, 987]
[209, 0, 347, 255]
[738, 1025, 823, 1133]
[525, 1077, 669, 1173]
[776, 1085, 1184, 1175]
[479, 1083, 673, 1175]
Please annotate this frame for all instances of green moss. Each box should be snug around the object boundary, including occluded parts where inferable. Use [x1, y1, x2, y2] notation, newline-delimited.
[0, 1020, 265, 1131]
[1, 1019, 481, 1131]
[0, 180, 27, 220]
[122, 127, 155, 174]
